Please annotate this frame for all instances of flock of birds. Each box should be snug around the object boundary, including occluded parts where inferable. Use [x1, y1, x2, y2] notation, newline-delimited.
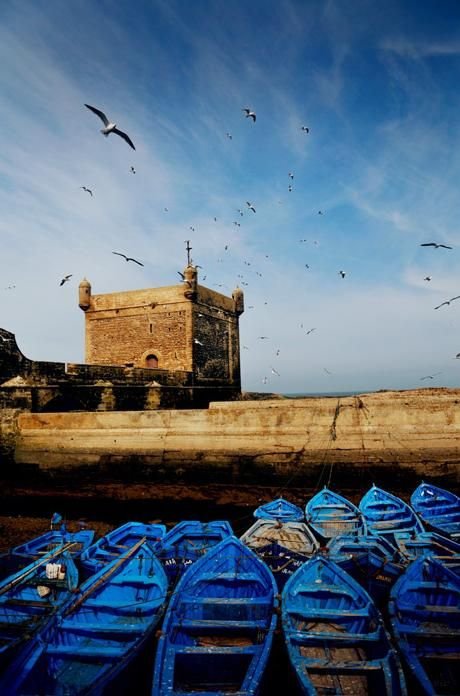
[8, 100, 456, 390]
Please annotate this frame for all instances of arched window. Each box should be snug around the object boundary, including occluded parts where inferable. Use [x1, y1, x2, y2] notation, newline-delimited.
[145, 354, 158, 368]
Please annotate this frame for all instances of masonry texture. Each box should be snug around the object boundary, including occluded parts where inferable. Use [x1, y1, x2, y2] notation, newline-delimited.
[11, 389, 460, 489]
[79, 265, 244, 387]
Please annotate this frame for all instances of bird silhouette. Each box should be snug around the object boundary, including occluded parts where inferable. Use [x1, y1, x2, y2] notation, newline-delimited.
[60, 275, 72, 286]
[80, 186, 93, 196]
[271, 367, 280, 376]
[226, 132, 233, 139]
[194, 338, 204, 346]
[130, 166, 136, 174]
[288, 172, 294, 179]
[338, 270, 346, 278]
[112, 252, 144, 266]
[258, 336, 269, 340]
[242, 108, 256, 122]
[424, 276, 432, 281]
[420, 242, 452, 249]
[420, 372, 442, 380]
[306, 328, 316, 335]
[246, 201, 256, 213]
[84, 104, 135, 150]
[434, 295, 460, 310]
[301, 126, 310, 133]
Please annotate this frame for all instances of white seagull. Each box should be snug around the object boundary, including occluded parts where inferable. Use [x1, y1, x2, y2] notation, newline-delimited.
[84, 104, 136, 150]
[301, 126, 310, 132]
[338, 270, 346, 278]
[80, 186, 93, 196]
[242, 108, 256, 122]
[246, 201, 256, 213]
[60, 274, 72, 287]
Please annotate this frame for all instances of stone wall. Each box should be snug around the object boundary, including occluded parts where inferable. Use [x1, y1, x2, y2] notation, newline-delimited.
[11, 388, 460, 488]
[81, 280, 242, 387]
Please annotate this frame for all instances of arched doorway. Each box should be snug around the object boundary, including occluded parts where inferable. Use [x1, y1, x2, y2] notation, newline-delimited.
[145, 354, 158, 368]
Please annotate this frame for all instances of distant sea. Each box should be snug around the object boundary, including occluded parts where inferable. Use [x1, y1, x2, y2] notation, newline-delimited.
[283, 391, 375, 398]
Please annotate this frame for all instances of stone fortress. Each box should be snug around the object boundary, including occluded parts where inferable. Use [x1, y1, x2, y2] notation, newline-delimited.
[0, 260, 245, 419]
[1, 259, 459, 489]
[79, 262, 244, 387]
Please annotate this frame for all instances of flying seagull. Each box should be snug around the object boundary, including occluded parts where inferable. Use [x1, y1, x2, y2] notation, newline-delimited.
[306, 328, 316, 335]
[242, 108, 256, 122]
[288, 172, 294, 179]
[226, 132, 233, 139]
[434, 295, 460, 310]
[270, 367, 280, 376]
[246, 201, 256, 213]
[420, 242, 452, 249]
[80, 186, 93, 196]
[112, 252, 144, 266]
[130, 166, 136, 174]
[194, 338, 204, 346]
[301, 126, 310, 132]
[455, 353, 460, 359]
[420, 372, 442, 380]
[424, 276, 432, 281]
[84, 104, 136, 150]
[338, 270, 346, 278]
[60, 274, 72, 286]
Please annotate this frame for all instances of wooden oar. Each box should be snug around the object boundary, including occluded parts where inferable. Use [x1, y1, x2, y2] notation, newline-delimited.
[0, 542, 78, 595]
[63, 537, 148, 617]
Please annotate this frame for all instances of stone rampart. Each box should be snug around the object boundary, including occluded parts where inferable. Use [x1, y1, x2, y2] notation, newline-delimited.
[11, 388, 460, 488]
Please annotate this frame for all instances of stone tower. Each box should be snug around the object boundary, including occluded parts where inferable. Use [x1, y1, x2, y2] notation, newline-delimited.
[78, 266, 244, 388]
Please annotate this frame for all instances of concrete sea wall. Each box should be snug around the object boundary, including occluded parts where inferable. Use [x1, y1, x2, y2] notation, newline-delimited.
[10, 388, 460, 488]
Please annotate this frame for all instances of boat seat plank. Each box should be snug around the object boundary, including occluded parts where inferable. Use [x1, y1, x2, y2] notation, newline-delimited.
[60, 620, 143, 634]
[195, 572, 265, 583]
[399, 624, 460, 638]
[46, 645, 124, 658]
[290, 608, 369, 620]
[173, 618, 268, 630]
[303, 657, 383, 672]
[289, 630, 378, 645]
[176, 645, 257, 655]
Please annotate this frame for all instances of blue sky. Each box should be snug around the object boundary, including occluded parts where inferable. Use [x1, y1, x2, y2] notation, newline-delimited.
[2, 0, 460, 393]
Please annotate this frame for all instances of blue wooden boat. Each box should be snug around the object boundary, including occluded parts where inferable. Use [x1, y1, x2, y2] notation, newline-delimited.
[0, 543, 79, 668]
[253, 497, 304, 522]
[80, 520, 166, 575]
[389, 556, 460, 695]
[393, 530, 460, 573]
[0, 516, 95, 581]
[411, 482, 460, 541]
[359, 485, 424, 542]
[327, 533, 405, 604]
[282, 555, 407, 695]
[152, 520, 233, 586]
[240, 518, 319, 589]
[305, 487, 366, 541]
[10, 520, 95, 562]
[152, 535, 277, 696]
[1, 538, 168, 695]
